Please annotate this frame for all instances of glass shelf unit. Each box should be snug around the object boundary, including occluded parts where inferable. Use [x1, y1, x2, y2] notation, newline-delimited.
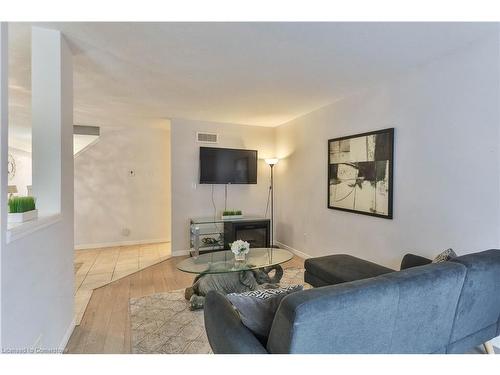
[190, 218, 224, 256]
[189, 216, 267, 257]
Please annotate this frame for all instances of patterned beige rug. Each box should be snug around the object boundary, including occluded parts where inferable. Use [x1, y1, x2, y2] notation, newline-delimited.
[129, 267, 308, 354]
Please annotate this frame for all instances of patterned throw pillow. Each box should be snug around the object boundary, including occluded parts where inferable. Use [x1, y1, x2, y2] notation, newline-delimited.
[432, 248, 457, 263]
[227, 285, 303, 339]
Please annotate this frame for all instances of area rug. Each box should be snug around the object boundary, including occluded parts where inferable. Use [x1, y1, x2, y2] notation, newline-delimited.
[129, 267, 309, 354]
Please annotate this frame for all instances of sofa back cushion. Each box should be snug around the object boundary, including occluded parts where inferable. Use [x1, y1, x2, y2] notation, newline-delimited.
[267, 262, 466, 354]
[448, 249, 500, 349]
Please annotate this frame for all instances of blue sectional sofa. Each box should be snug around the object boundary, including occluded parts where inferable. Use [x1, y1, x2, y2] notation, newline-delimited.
[203, 249, 500, 354]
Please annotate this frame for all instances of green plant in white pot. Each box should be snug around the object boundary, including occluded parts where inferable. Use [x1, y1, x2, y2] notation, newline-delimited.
[222, 209, 243, 220]
[8, 196, 38, 223]
[231, 240, 250, 261]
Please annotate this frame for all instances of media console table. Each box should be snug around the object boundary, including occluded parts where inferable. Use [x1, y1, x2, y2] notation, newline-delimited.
[189, 216, 270, 256]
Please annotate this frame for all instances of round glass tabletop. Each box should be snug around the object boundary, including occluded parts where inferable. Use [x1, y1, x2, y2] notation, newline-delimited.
[176, 248, 294, 274]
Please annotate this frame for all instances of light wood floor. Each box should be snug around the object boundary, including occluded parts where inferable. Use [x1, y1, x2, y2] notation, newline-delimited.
[65, 255, 304, 353]
[74, 243, 171, 324]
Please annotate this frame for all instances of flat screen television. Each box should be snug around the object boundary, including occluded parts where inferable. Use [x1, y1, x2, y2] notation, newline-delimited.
[199, 147, 258, 184]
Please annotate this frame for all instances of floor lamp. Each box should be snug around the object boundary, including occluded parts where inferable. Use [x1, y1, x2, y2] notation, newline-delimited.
[265, 158, 279, 248]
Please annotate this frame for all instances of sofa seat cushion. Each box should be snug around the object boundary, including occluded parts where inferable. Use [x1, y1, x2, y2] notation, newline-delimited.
[304, 254, 394, 285]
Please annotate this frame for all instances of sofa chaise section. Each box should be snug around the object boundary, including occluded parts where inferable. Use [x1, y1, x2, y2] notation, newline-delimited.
[304, 254, 394, 286]
[304, 253, 434, 288]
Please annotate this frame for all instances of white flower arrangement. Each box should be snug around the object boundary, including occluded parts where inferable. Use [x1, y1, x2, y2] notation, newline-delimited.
[231, 240, 250, 256]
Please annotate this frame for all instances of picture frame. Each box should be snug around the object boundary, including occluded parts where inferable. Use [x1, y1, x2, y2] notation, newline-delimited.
[327, 128, 394, 219]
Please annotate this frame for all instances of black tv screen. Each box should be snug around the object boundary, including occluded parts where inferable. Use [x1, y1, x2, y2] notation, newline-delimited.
[200, 147, 258, 184]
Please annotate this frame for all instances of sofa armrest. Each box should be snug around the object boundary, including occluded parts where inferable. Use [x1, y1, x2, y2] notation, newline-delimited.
[400, 253, 432, 270]
[204, 291, 268, 354]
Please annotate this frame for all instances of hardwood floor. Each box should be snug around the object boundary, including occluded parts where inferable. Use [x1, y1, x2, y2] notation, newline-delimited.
[74, 243, 171, 325]
[65, 255, 304, 353]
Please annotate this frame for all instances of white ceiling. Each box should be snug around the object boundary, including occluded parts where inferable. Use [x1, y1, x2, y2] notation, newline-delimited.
[7, 22, 497, 149]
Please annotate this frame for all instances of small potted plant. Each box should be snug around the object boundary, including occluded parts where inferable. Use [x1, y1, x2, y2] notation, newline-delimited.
[231, 240, 250, 261]
[222, 209, 243, 220]
[8, 196, 38, 223]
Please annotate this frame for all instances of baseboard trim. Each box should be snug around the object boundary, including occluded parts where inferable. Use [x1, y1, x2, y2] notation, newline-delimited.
[59, 317, 76, 353]
[75, 238, 171, 250]
[275, 241, 312, 259]
[172, 250, 190, 257]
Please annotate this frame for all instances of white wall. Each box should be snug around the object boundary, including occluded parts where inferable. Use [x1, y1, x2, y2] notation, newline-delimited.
[275, 35, 500, 270]
[0, 22, 8, 350]
[1, 27, 74, 352]
[170, 118, 275, 254]
[74, 124, 171, 249]
[8, 147, 31, 196]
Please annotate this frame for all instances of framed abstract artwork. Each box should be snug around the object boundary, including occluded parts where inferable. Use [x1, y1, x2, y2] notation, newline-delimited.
[328, 128, 394, 219]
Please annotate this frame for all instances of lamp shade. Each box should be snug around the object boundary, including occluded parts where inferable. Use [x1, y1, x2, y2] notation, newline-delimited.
[8, 185, 18, 194]
[265, 158, 279, 166]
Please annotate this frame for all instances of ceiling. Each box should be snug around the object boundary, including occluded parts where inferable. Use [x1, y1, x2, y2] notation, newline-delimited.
[7, 22, 497, 150]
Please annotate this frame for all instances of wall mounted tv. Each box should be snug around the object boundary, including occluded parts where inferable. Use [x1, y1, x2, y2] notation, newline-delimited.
[199, 147, 258, 184]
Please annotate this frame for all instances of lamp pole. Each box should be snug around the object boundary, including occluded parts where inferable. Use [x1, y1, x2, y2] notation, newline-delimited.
[265, 158, 279, 248]
[270, 163, 274, 248]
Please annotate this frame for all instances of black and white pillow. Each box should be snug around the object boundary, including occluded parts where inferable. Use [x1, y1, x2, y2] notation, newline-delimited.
[227, 285, 303, 339]
[231, 285, 300, 299]
[432, 248, 457, 263]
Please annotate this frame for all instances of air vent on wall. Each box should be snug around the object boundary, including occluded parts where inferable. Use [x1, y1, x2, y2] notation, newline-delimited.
[196, 132, 218, 143]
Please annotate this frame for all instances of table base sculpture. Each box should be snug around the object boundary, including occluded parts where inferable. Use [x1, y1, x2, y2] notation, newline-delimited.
[184, 265, 284, 310]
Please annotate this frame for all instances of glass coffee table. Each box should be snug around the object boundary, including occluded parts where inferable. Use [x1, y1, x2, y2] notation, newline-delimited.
[177, 248, 294, 309]
[177, 247, 293, 274]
